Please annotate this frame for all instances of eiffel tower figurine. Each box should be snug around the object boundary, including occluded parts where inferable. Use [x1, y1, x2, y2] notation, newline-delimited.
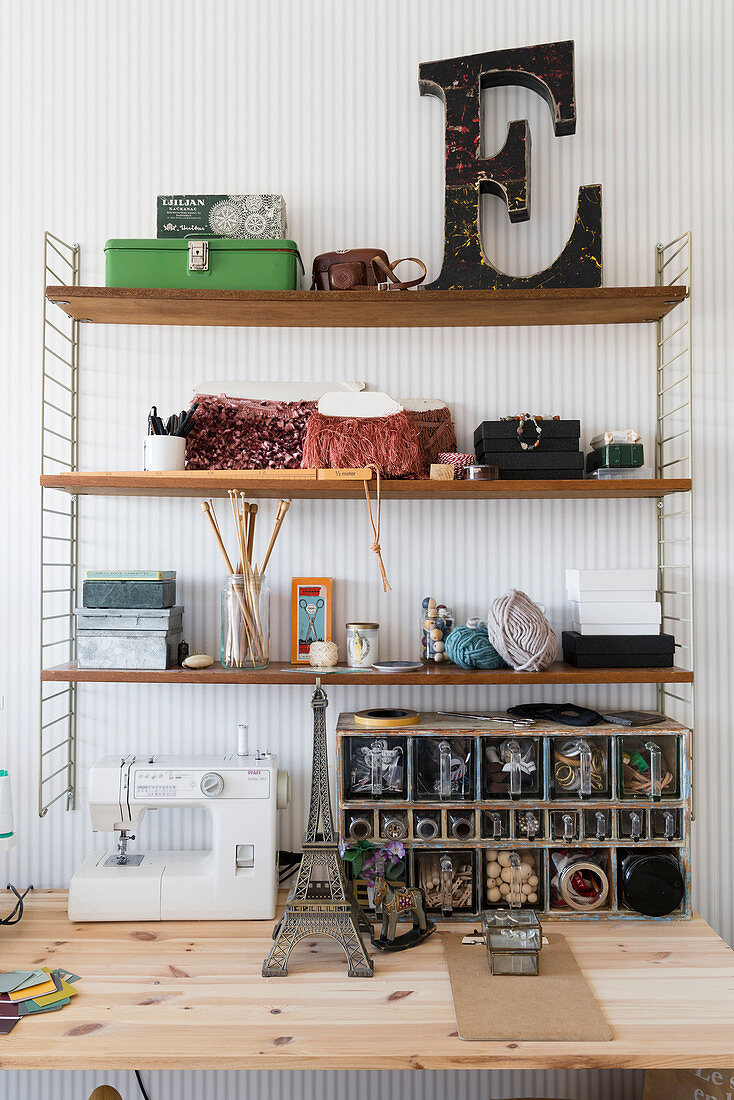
[262, 680, 374, 978]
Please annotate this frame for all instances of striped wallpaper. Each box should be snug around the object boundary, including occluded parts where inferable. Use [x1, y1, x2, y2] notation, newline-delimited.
[1, 1, 732, 1096]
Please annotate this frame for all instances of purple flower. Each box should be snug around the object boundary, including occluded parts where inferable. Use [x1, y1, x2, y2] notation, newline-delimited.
[338, 837, 346, 858]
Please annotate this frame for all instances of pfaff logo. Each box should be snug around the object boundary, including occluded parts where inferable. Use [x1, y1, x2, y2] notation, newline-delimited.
[419, 40, 602, 289]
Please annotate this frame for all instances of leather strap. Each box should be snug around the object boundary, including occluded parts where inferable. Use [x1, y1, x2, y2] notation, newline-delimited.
[372, 255, 427, 291]
[363, 466, 391, 592]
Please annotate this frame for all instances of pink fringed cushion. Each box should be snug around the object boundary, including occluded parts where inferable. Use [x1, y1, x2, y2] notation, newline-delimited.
[301, 410, 424, 478]
[406, 407, 457, 473]
[185, 394, 316, 470]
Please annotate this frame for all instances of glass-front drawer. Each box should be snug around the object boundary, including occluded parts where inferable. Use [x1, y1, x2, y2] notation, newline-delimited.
[415, 849, 476, 915]
[447, 809, 476, 841]
[414, 737, 474, 801]
[515, 808, 544, 839]
[379, 810, 409, 840]
[344, 736, 407, 800]
[551, 809, 581, 842]
[618, 808, 647, 842]
[619, 735, 680, 800]
[481, 809, 511, 841]
[344, 810, 374, 840]
[550, 848, 611, 912]
[618, 849, 686, 916]
[551, 736, 610, 799]
[412, 810, 441, 840]
[583, 808, 611, 841]
[484, 849, 541, 909]
[483, 737, 541, 799]
[651, 807, 682, 840]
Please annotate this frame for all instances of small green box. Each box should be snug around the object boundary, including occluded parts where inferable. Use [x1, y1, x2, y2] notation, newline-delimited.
[586, 442, 644, 473]
[104, 238, 303, 290]
[83, 579, 176, 610]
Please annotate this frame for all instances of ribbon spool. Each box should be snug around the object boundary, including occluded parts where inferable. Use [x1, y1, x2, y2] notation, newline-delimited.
[354, 709, 420, 728]
[557, 859, 609, 910]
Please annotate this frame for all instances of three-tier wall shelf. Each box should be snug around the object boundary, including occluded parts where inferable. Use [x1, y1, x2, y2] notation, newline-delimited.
[39, 231, 693, 819]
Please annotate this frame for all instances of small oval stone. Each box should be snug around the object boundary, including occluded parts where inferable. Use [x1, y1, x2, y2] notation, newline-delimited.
[183, 653, 214, 669]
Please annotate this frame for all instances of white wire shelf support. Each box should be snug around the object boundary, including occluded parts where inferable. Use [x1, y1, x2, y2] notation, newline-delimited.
[39, 232, 80, 815]
[655, 231, 694, 809]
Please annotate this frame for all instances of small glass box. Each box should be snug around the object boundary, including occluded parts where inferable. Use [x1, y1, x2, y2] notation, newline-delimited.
[481, 908, 543, 976]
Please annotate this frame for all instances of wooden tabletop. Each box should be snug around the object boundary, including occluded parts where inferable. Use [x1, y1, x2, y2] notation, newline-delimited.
[0, 891, 732, 1070]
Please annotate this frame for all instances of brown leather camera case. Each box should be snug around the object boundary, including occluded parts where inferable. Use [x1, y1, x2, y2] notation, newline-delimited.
[311, 249, 426, 291]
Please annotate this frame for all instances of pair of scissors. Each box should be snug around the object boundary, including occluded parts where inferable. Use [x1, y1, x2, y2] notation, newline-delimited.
[299, 598, 325, 642]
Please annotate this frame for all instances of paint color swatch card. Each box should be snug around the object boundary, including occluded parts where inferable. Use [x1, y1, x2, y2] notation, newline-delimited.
[0, 966, 81, 1030]
[7, 970, 56, 1000]
[0, 971, 36, 994]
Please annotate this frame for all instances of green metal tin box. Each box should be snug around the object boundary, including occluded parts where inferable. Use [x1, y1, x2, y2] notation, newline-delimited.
[104, 238, 304, 290]
[586, 442, 644, 473]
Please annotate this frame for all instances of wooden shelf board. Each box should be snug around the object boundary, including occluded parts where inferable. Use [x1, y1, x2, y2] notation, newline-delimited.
[42, 661, 694, 686]
[40, 471, 692, 500]
[46, 284, 687, 328]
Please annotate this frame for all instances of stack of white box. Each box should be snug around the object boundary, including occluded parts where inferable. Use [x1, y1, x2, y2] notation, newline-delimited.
[566, 569, 661, 635]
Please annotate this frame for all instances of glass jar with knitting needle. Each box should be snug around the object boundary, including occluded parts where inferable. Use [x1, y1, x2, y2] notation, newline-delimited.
[220, 573, 270, 669]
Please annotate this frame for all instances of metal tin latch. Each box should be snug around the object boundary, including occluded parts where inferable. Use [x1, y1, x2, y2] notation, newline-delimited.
[188, 240, 209, 272]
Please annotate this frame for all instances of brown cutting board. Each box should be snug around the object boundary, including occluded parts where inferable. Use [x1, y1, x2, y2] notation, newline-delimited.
[443, 932, 613, 1042]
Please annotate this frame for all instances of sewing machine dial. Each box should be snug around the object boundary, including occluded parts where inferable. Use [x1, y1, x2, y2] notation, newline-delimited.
[200, 772, 224, 798]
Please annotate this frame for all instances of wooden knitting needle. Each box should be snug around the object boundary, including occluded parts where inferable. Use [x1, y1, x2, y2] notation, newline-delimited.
[245, 499, 257, 567]
[201, 501, 234, 574]
[239, 498, 251, 571]
[259, 499, 291, 576]
[228, 491, 247, 573]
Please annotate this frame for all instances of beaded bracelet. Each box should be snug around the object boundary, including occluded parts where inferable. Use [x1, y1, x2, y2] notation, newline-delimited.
[517, 412, 542, 450]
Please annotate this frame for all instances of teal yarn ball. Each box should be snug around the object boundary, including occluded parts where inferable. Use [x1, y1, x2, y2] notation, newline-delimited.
[445, 626, 508, 670]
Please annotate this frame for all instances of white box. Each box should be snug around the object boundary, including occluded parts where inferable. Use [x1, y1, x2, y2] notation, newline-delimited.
[567, 588, 656, 604]
[565, 569, 657, 592]
[570, 601, 662, 625]
[571, 621, 661, 636]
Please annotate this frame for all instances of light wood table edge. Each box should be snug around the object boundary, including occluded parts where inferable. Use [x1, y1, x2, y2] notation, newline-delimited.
[0, 894, 732, 1071]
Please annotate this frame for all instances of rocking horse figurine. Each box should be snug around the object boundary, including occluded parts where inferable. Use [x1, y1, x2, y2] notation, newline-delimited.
[371, 876, 436, 951]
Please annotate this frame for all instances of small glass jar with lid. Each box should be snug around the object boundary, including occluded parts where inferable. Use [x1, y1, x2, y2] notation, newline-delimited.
[482, 908, 543, 976]
[346, 622, 379, 667]
[419, 598, 454, 664]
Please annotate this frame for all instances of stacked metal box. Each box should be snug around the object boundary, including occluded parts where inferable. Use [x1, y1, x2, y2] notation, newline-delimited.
[75, 573, 182, 670]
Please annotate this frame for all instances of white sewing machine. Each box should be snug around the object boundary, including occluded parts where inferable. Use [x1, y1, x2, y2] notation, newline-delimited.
[68, 748, 290, 922]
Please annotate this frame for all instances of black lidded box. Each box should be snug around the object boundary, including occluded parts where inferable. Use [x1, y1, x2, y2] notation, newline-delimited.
[83, 579, 177, 610]
[474, 450, 585, 471]
[475, 419, 583, 479]
[474, 419, 581, 450]
[562, 631, 675, 668]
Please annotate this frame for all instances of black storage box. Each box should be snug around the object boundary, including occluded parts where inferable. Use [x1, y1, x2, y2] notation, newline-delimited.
[474, 419, 580, 450]
[562, 631, 676, 668]
[83, 578, 177, 609]
[474, 449, 585, 480]
[499, 468, 584, 480]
